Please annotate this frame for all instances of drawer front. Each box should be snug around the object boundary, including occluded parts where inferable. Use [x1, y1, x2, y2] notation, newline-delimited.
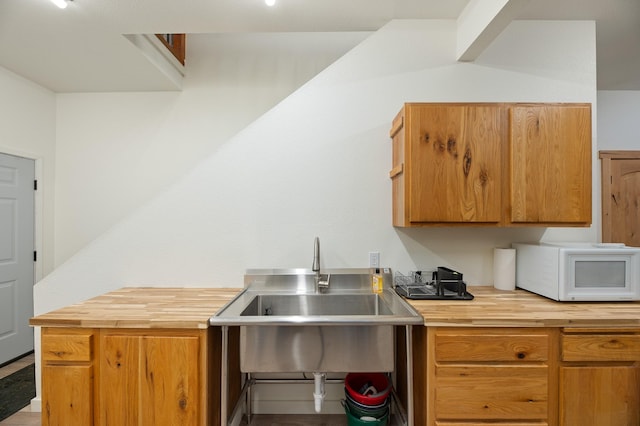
[435, 333, 549, 362]
[562, 334, 640, 362]
[42, 333, 93, 362]
[437, 423, 548, 426]
[435, 366, 548, 420]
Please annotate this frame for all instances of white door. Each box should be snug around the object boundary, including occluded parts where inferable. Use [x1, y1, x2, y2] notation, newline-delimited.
[0, 153, 35, 365]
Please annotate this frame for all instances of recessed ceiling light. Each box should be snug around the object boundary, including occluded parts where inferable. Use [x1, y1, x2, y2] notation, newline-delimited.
[265, 0, 275, 6]
[50, 0, 68, 9]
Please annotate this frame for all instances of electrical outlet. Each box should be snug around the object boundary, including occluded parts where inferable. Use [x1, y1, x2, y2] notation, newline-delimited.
[369, 252, 380, 268]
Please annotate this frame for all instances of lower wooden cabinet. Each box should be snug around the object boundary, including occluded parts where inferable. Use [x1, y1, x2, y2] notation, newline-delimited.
[40, 327, 216, 426]
[424, 327, 556, 426]
[560, 328, 640, 426]
[100, 330, 202, 425]
[41, 328, 97, 426]
[412, 326, 640, 426]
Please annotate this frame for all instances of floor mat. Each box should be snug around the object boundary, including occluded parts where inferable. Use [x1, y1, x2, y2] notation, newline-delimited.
[0, 364, 35, 421]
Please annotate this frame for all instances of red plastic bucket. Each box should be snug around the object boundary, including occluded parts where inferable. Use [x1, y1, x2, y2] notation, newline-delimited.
[344, 373, 391, 406]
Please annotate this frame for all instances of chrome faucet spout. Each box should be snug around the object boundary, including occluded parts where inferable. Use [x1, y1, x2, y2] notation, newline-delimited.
[312, 237, 320, 275]
[312, 237, 329, 292]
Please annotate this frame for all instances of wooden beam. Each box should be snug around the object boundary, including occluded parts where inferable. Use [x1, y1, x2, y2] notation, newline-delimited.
[457, 0, 530, 62]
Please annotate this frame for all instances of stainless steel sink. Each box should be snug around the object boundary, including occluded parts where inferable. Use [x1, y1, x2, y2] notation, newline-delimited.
[211, 267, 422, 425]
[240, 294, 394, 317]
[210, 268, 422, 373]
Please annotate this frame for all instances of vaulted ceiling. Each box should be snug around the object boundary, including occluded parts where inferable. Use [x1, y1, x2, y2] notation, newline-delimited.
[1, 0, 638, 92]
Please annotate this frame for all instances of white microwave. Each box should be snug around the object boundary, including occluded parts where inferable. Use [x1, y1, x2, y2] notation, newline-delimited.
[513, 242, 640, 301]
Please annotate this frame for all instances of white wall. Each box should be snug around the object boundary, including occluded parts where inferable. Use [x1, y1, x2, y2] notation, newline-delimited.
[598, 90, 640, 150]
[40, 20, 596, 311]
[32, 19, 597, 415]
[54, 32, 369, 266]
[0, 66, 56, 278]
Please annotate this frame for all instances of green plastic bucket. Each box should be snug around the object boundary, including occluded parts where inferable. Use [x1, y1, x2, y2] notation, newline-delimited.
[342, 400, 389, 426]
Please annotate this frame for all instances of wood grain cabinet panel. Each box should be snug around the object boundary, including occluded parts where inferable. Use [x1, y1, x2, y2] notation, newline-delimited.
[389, 102, 592, 227]
[405, 104, 505, 224]
[435, 365, 548, 420]
[435, 333, 548, 362]
[560, 365, 640, 426]
[42, 333, 93, 362]
[562, 333, 640, 361]
[390, 103, 506, 225]
[560, 328, 640, 426]
[140, 336, 200, 425]
[101, 335, 140, 425]
[42, 364, 94, 425]
[100, 331, 202, 426]
[40, 328, 98, 426]
[424, 327, 556, 426]
[510, 104, 591, 224]
[40, 327, 211, 426]
[437, 423, 548, 426]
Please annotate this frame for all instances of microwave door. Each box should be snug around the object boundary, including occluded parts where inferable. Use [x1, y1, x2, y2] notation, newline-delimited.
[566, 255, 639, 301]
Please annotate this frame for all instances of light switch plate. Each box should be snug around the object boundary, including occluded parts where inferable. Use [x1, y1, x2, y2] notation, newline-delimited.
[369, 252, 380, 268]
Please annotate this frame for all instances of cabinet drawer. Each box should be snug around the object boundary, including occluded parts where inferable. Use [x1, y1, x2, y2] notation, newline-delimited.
[42, 333, 93, 362]
[562, 334, 640, 362]
[434, 366, 548, 420]
[437, 423, 548, 426]
[435, 332, 548, 362]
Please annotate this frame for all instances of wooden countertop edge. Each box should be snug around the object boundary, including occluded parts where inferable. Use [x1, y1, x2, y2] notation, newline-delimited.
[30, 287, 241, 329]
[421, 319, 640, 327]
[29, 286, 640, 330]
[29, 319, 211, 329]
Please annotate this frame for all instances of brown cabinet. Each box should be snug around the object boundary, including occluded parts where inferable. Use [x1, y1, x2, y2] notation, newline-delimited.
[389, 103, 591, 227]
[424, 327, 556, 426]
[560, 328, 640, 426]
[41, 328, 97, 426]
[40, 327, 214, 426]
[100, 330, 203, 425]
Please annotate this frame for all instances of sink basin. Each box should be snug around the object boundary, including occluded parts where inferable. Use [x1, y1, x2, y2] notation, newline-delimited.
[240, 294, 394, 317]
[210, 268, 423, 372]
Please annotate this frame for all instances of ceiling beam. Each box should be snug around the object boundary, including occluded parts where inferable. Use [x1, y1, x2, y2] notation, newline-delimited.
[456, 0, 530, 62]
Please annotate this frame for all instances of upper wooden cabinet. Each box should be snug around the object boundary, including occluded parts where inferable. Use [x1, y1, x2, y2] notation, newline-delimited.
[389, 103, 592, 227]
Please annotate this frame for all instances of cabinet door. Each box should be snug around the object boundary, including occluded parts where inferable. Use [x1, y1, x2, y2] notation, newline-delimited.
[407, 104, 505, 223]
[560, 365, 640, 426]
[42, 364, 94, 425]
[510, 104, 591, 224]
[100, 333, 201, 426]
[140, 335, 200, 425]
[101, 335, 140, 425]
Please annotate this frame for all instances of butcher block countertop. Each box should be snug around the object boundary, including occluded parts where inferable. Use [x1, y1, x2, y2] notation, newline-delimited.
[29, 287, 241, 329]
[407, 286, 640, 328]
[30, 286, 640, 330]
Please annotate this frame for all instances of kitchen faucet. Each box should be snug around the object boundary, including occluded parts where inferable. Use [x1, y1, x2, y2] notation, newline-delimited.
[312, 237, 329, 292]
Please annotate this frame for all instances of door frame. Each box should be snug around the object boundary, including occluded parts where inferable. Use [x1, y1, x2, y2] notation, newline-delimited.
[599, 150, 640, 243]
[0, 147, 43, 282]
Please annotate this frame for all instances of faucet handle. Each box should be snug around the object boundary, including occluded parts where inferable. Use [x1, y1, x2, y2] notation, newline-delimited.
[318, 273, 330, 290]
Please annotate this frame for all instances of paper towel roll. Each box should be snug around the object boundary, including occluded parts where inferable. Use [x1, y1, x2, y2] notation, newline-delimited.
[493, 248, 516, 291]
